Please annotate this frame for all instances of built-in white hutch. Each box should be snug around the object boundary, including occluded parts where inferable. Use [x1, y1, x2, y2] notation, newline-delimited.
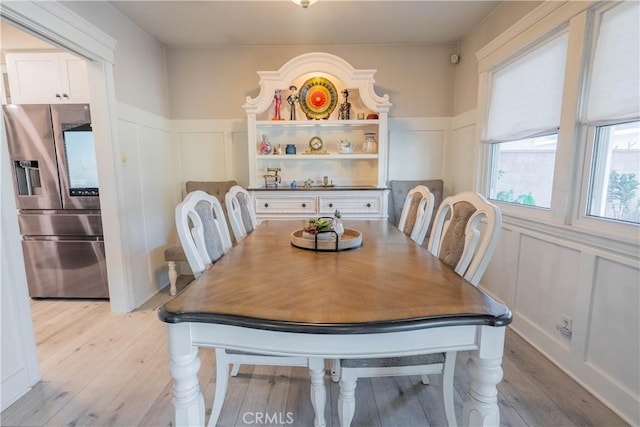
[243, 52, 392, 219]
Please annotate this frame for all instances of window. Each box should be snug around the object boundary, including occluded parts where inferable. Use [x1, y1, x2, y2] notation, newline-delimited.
[584, 2, 640, 225]
[485, 33, 568, 209]
[490, 134, 557, 208]
[587, 122, 640, 224]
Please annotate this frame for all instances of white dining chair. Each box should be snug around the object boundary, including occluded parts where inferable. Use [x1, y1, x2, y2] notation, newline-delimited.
[175, 190, 308, 427]
[397, 184, 436, 245]
[337, 191, 503, 427]
[225, 185, 258, 243]
[330, 184, 436, 383]
[175, 190, 233, 277]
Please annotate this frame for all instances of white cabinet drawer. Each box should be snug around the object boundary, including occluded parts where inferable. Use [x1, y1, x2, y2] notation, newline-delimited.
[318, 195, 381, 214]
[255, 196, 317, 214]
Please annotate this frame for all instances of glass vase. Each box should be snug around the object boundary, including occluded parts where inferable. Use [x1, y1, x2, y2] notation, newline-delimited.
[333, 218, 344, 237]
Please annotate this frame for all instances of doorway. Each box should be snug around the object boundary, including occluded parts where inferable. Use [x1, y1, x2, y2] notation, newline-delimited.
[1, 9, 130, 313]
[0, 6, 127, 410]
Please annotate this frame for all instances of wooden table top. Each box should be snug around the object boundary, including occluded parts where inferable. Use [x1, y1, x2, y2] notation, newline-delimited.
[159, 220, 512, 333]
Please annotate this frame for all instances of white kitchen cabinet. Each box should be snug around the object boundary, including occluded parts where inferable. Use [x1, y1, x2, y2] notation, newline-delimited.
[5, 52, 89, 104]
[243, 52, 392, 219]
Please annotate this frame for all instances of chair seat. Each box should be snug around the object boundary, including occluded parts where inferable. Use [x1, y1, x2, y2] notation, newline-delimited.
[341, 352, 445, 368]
[164, 244, 187, 262]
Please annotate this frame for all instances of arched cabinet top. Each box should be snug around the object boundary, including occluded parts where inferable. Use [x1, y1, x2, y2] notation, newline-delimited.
[243, 52, 392, 115]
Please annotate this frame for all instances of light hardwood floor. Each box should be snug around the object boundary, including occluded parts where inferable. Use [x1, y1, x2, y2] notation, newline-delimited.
[1, 286, 628, 427]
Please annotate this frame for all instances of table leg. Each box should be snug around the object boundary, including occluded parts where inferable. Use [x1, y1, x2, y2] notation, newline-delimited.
[308, 357, 327, 427]
[338, 375, 357, 427]
[168, 323, 205, 427]
[463, 326, 505, 426]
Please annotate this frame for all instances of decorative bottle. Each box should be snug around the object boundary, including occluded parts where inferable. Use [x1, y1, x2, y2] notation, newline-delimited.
[333, 210, 344, 237]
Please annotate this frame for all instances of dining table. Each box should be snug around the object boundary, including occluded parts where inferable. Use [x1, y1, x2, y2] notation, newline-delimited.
[158, 219, 512, 427]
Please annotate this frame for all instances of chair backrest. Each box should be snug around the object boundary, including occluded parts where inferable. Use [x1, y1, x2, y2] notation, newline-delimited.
[427, 191, 502, 286]
[175, 190, 233, 277]
[225, 185, 258, 242]
[388, 180, 444, 234]
[397, 185, 435, 245]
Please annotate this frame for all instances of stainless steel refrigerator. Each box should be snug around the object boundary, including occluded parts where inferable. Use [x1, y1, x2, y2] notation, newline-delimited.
[3, 104, 109, 299]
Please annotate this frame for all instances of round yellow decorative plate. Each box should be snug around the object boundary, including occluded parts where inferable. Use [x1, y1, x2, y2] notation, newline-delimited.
[298, 77, 338, 120]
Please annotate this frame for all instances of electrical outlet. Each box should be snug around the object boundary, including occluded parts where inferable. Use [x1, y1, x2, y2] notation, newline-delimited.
[562, 314, 572, 330]
[556, 314, 573, 338]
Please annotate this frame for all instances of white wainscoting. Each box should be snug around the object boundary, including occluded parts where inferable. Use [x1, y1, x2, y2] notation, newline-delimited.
[388, 117, 450, 182]
[447, 109, 478, 196]
[480, 222, 640, 425]
[172, 119, 247, 188]
[116, 103, 177, 307]
[448, 106, 640, 424]
[172, 117, 452, 188]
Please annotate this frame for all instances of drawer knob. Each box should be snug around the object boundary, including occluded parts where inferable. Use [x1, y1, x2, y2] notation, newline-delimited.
[302, 203, 306, 208]
[366, 203, 372, 208]
[264, 203, 269, 208]
[329, 203, 333, 208]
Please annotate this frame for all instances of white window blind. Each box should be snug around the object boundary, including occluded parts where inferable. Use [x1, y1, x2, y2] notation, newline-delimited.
[586, 1, 640, 123]
[485, 33, 569, 143]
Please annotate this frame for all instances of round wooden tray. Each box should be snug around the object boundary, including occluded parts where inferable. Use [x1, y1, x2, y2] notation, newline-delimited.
[291, 229, 362, 252]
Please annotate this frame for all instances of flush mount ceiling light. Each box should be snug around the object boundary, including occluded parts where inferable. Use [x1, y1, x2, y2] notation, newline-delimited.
[291, 0, 319, 8]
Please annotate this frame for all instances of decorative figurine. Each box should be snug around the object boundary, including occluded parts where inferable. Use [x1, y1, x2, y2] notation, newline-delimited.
[287, 85, 299, 120]
[338, 89, 351, 120]
[260, 134, 272, 154]
[273, 144, 283, 155]
[272, 90, 282, 120]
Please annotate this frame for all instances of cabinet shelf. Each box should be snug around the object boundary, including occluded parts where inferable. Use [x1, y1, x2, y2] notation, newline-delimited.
[256, 153, 378, 160]
[256, 119, 378, 128]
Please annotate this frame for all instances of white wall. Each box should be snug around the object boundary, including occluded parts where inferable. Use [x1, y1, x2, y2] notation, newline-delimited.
[451, 2, 640, 424]
[1, 112, 40, 410]
[480, 222, 639, 425]
[453, 1, 542, 116]
[166, 44, 458, 120]
[116, 104, 179, 306]
[60, 1, 170, 118]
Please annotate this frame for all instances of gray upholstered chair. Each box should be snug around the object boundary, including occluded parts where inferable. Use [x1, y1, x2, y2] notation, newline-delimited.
[225, 185, 258, 243]
[427, 191, 502, 286]
[185, 180, 238, 241]
[175, 190, 308, 427]
[338, 191, 503, 427]
[388, 180, 444, 243]
[397, 184, 435, 245]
